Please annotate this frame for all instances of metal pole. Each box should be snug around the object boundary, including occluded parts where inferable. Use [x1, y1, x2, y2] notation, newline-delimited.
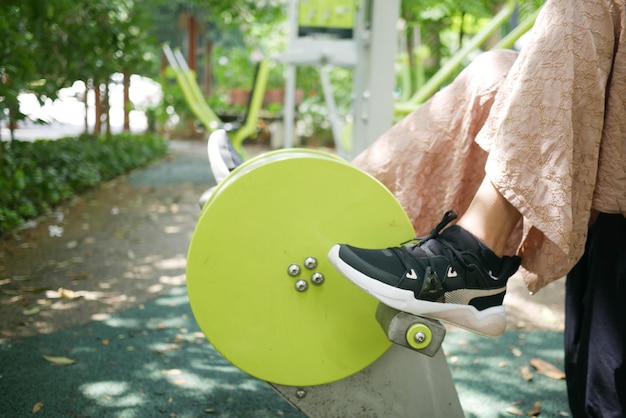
[350, 0, 400, 157]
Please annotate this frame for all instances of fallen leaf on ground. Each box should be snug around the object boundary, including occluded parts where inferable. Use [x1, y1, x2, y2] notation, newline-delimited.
[527, 400, 542, 416]
[43, 355, 77, 365]
[46, 288, 82, 300]
[32, 401, 44, 413]
[163, 225, 180, 234]
[530, 358, 566, 379]
[520, 365, 533, 381]
[48, 225, 64, 237]
[59, 288, 77, 299]
[152, 344, 182, 354]
[504, 406, 524, 416]
[23, 307, 40, 315]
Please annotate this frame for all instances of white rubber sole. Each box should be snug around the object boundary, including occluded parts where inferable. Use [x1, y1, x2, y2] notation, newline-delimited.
[328, 245, 506, 337]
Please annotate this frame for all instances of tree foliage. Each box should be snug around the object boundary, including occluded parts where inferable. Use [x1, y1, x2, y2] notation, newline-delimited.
[0, 0, 158, 133]
[0, 0, 288, 137]
[399, 0, 543, 93]
[0, 133, 168, 234]
[0, 0, 544, 139]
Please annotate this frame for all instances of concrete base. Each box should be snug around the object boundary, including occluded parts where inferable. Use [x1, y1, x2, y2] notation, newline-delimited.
[271, 344, 464, 418]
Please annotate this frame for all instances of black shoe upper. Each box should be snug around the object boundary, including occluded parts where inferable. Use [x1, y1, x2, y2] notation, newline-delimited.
[337, 211, 521, 305]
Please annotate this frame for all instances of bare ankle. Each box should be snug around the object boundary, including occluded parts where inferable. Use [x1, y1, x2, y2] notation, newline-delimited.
[457, 217, 508, 257]
[456, 179, 521, 257]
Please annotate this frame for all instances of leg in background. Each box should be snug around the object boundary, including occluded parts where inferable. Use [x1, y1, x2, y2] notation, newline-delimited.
[565, 213, 626, 418]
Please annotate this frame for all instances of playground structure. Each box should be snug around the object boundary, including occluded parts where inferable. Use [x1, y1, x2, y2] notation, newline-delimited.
[162, 44, 270, 157]
[276, 0, 399, 158]
[165, 0, 538, 159]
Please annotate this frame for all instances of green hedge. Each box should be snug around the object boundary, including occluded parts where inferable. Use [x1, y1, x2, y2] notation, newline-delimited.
[0, 133, 169, 235]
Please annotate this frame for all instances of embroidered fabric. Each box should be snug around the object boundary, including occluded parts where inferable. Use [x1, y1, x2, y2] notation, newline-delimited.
[353, 0, 626, 293]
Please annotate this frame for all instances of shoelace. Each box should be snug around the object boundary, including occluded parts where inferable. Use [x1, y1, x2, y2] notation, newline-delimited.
[398, 210, 458, 247]
[395, 210, 475, 283]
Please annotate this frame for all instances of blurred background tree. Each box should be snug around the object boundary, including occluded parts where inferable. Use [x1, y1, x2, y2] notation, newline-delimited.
[0, 0, 544, 143]
[0, 0, 158, 139]
[400, 0, 543, 96]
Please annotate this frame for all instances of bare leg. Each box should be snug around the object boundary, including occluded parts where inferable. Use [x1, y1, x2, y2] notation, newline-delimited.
[457, 177, 521, 257]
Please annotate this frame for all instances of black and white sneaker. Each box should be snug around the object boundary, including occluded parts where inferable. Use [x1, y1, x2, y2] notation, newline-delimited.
[328, 210, 521, 336]
[207, 129, 244, 184]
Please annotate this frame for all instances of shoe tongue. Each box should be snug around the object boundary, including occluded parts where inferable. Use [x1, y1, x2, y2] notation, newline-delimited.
[437, 225, 503, 272]
[438, 225, 483, 252]
[419, 225, 521, 279]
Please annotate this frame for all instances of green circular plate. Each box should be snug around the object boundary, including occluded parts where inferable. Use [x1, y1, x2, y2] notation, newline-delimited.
[186, 149, 414, 386]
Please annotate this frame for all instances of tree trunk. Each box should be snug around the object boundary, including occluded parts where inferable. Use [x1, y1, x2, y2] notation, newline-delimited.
[202, 40, 213, 98]
[8, 109, 16, 141]
[123, 70, 130, 132]
[187, 14, 197, 71]
[105, 81, 111, 137]
[94, 81, 102, 135]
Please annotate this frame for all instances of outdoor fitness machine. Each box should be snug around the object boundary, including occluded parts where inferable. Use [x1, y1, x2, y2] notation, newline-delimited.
[165, 0, 399, 161]
[186, 1, 466, 416]
[184, 3, 545, 411]
[186, 149, 464, 417]
[276, 0, 399, 159]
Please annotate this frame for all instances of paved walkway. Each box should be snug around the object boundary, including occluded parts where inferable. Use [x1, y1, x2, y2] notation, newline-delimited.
[0, 139, 570, 417]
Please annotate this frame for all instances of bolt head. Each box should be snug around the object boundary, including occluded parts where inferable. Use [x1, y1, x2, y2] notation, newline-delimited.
[295, 279, 308, 292]
[304, 257, 317, 269]
[287, 264, 301, 277]
[311, 272, 325, 285]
